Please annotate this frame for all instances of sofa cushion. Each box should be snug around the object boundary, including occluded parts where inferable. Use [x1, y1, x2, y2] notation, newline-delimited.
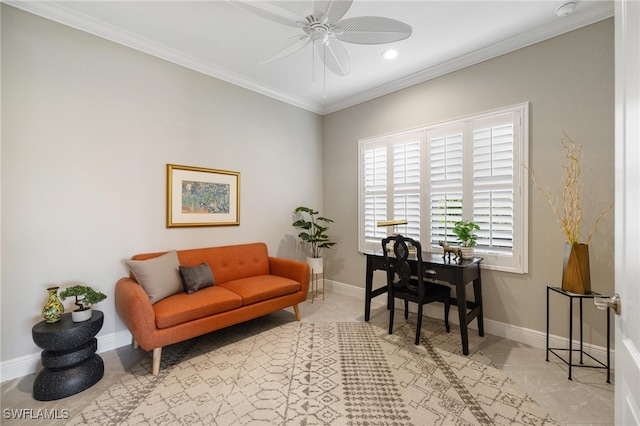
[220, 275, 301, 305]
[153, 286, 243, 329]
[126, 250, 183, 304]
[176, 243, 270, 284]
[179, 263, 215, 294]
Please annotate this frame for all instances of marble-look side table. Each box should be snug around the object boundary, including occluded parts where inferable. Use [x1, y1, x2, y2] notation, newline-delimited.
[31, 310, 104, 400]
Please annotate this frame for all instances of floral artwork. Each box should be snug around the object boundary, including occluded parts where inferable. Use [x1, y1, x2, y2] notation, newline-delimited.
[167, 164, 240, 227]
[181, 181, 230, 214]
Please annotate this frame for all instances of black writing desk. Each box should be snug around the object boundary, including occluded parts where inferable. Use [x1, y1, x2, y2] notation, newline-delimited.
[364, 250, 484, 355]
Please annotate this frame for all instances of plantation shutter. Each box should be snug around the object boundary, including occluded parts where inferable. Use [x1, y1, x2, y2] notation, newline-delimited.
[427, 125, 464, 247]
[359, 132, 422, 251]
[359, 103, 528, 273]
[472, 114, 515, 252]
[392, 133, 422, 241]
[361, 141, 388, 250]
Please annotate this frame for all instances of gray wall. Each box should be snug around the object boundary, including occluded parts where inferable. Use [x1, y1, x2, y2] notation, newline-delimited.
[1, 5, 323, 362]
[0, 4, 614, 367]
[323, 19, 615, 346]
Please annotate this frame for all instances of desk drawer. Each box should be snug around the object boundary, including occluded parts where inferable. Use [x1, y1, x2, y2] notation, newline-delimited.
[423, 266, 456, 284]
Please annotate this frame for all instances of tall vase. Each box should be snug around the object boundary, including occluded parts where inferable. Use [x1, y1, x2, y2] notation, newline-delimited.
[562, 243, 591, 294]
[42, 286, 64, 323]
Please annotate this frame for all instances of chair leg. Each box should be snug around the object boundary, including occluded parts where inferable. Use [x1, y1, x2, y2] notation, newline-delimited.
[415, 304, 423, 345]
[444, 297, 451, 333]
[389, 294, 395, 335]
[404, 300, 409, 319]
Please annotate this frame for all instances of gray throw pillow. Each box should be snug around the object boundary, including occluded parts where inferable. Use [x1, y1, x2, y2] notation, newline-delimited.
[126, 250, 183, 304]
[179, 263, 215, 294]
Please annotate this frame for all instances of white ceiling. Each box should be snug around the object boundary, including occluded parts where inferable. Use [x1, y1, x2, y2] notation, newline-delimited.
[8, 0, 613, 115]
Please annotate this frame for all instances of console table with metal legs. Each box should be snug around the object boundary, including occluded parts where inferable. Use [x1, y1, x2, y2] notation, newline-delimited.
[546, 286, 611, 383]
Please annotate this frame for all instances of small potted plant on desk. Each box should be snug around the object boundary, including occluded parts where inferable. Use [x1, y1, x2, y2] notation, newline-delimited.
[59, 285, 107, 322]
[453, 220, 480, 259]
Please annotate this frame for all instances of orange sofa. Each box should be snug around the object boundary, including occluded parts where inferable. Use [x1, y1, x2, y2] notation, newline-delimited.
[115, 243, 309, 375]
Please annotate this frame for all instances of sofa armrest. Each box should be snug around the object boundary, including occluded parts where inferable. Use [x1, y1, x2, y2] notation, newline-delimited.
[114, 277, 158, 350]
[269, 257, 310, 295]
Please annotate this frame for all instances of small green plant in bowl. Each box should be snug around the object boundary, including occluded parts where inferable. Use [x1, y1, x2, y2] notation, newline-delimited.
[453, 220, 480, 247]
[59, 285, 107, 322]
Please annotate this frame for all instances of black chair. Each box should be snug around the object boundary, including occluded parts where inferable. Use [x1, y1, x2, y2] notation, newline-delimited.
[382, 234, 451, 345]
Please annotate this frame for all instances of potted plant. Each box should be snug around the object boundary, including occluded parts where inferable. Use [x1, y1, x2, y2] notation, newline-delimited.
[59, 285, 107, 322]
[292, 206, 336, 273]
[453, 220, 480, 259]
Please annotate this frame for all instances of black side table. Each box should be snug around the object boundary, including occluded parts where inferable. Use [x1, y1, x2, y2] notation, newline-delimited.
[546, 286, 611, 383]
[32, 310, 104, 400]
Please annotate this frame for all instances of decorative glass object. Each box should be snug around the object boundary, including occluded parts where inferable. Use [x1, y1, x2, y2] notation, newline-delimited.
[42, 286, 64, 323]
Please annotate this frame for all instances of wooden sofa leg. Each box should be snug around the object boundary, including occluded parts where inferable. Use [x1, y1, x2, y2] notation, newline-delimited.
[133, 339, 139, 350]
[293, 304, 301, 321]
[152, 347, 162, 376]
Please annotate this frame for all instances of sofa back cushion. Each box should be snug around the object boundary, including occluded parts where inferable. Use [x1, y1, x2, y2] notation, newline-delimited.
[131, 243, 270, 285]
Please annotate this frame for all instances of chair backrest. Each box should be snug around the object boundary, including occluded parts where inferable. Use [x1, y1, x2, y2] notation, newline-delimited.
[381, 234, 424, 298]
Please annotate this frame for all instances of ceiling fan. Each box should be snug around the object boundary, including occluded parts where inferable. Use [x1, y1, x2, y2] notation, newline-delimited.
[228, 0, 412, 78]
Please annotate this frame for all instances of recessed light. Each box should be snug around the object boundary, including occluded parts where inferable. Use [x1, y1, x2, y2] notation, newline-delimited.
[555, 2, 577, 17]
[382, 49, 398, 60]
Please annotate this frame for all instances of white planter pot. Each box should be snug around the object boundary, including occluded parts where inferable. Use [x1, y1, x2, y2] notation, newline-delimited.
[459, 246, 474, 260]
[71, 308, 92, 323]
[307, 257, 323, 274]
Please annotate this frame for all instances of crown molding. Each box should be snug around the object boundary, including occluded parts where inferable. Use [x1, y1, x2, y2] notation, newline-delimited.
[4, 1, 325, 114]
[5, 1, 612, 116]
[320, 8, 614, 115]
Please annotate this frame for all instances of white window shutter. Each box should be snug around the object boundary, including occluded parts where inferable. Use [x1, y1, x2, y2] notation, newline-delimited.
[472, 117, 515, 252]
[361, 143, 388, 250]
[359, 103, 529, 273]
[427, 126, 464, 248]
[392, 137, 421, 241]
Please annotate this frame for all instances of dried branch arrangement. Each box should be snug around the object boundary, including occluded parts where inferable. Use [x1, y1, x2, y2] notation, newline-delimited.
[525, 131, 613, 244]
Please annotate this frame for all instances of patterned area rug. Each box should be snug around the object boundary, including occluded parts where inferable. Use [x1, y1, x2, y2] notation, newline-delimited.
[69, 320, 557, 425]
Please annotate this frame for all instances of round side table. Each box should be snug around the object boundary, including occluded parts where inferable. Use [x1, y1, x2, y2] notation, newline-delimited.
[31, 310, 104, 401]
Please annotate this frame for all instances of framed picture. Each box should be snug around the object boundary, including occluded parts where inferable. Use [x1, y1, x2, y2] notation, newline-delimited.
[166, 164, 240, 227]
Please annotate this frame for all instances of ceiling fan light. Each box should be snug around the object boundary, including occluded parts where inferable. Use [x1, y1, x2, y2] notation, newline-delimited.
[382, 49, 398, 60]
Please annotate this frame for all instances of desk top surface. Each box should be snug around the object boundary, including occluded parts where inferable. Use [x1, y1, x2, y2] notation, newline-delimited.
[363, 250, 482, 268]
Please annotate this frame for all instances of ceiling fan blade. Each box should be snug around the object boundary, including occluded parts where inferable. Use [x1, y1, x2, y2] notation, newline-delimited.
[334, 16, 412, 44]
[260, 35, 311, 64]
[227, 0, 305, 28]
[317, 38, 350, 76]
[313, 0, 352, 23]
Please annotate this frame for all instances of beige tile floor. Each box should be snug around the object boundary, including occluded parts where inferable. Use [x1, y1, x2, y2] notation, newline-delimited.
[1, 290, 614, 425]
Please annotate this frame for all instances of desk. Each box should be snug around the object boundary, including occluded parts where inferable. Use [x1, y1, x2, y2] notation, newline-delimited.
[546, 286, 611, 383]
[364, 250, 483, 355]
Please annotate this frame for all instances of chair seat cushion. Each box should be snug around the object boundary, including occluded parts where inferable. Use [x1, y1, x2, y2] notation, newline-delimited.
[153, 286, 242, 329]
[220, 275, 301, 305]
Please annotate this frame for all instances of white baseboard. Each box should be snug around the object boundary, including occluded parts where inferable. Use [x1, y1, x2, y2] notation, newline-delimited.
[1, 281, 613, 383]
[0, 329, 133, 383]
[327, 279, 614, 368]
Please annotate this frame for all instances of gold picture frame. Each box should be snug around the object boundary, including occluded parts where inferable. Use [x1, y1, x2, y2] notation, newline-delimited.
[166, 164, 240, 227]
